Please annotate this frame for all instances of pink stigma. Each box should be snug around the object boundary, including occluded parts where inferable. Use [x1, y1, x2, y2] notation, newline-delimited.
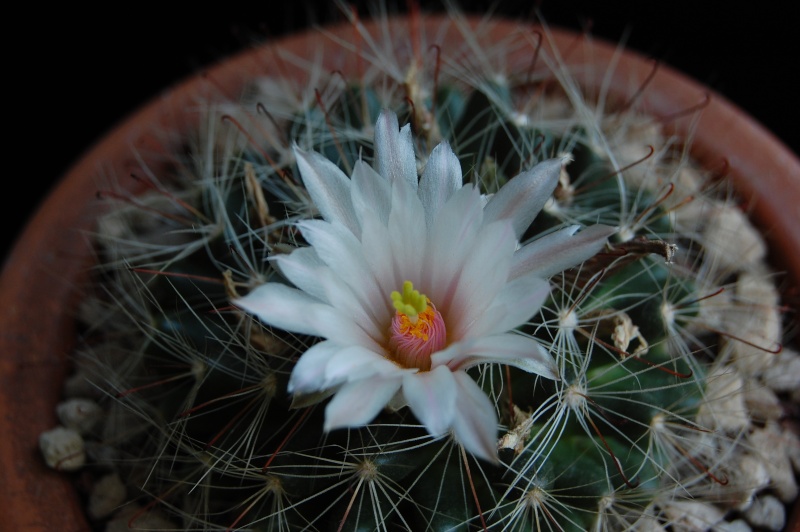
[389, 302, 447, 370]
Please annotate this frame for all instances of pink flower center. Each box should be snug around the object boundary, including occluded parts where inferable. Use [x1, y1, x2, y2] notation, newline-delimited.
[389, 299, 447, 371]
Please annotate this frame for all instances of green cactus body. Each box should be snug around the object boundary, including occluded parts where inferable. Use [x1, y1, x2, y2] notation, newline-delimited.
[56, 12, 794, 532]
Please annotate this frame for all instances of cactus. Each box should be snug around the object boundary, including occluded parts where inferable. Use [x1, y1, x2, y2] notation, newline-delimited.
[47, 9, 798, 532]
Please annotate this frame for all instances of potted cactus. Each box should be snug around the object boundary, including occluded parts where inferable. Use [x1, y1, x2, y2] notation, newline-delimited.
[3, 6, 799, 532]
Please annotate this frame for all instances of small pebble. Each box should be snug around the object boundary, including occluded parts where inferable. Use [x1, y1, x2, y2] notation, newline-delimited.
[661, 499, 724, 531]
[697, 369, 749, 431]
[728, 273, 781, 376]
[39, 426, 85, 471]
[88, 473, 127, 520]
[743, 494, 785, 531]
[732, 453, 770, 511]
[703, 207, 766, 271]
[743, 384, 782, 423]
[748, 423, 799, 502]
[56, 398, 103, 434]
[105, 504, 177, 532]
[713, 519, 751, 532]
[760, 348, 800, 394]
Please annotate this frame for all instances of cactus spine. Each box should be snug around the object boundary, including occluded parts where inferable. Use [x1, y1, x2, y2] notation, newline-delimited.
[50, 10, 796, 532]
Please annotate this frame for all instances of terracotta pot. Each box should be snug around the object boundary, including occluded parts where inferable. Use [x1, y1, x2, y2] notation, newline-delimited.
[2, 15, 798, 531]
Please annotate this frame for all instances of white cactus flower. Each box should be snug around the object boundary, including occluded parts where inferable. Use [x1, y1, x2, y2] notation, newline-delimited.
[235, 110, 613, 461]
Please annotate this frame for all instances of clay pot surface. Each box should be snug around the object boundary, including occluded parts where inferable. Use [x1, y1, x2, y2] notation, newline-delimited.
[2, 15, 798, 531]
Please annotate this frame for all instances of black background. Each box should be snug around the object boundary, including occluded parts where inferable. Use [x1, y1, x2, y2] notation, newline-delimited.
[6, 1, 798, 263]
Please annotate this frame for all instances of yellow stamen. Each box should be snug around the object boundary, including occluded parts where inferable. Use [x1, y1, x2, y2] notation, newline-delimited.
[395, 306, 437, 341]
[390, 280, 428, 323]
[388, 280, 447, 371]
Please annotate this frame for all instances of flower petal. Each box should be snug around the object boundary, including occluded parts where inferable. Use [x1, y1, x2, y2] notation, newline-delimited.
[388, 176, 428, 284]
[446, 220, 517, 339]
[324, 377, 403, 430]
[482, 158, 561, 238]
[433, 333, 557, 379]
[402, 365, 457, 436]
[324, 345, 408, 386]
[274, 247, 328, 303]
[468, 272, 550, 338]
[351, 159, 392, 226]
[451, 371, 499, 463]
[298, 219, 386, 327]
[288, 340, 340, 393]
[510, 224, 616, 280]
[234, 283, 325, 337]
[422, 184, 484, 305]
[293, 144, 360, 236]
[290, 388, 336, 409]
[276, 245, 386, 340]
[374, 109, 417, 191]
[418, 140, 462, 228]
[234, 283, 381, 351]
[359, 207, 399, 315]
